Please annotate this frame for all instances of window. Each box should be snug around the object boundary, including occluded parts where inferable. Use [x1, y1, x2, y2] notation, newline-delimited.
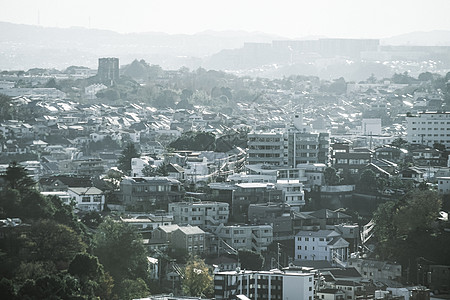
[82, 196, 90, 202]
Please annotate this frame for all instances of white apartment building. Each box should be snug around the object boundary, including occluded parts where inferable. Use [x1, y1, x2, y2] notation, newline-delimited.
[275, 179, 305, 211]
[247, 131, 286, 166]
[213, 224, 273, 253]
[214, 269, 315, 300]
[437, 177, 450, 194]
[406, 111, 450, 149]
[120, 215, 173, 231]
[67, 187, 104, 212]
[295, 230, 349, 264]
[168, 200, 229, 228]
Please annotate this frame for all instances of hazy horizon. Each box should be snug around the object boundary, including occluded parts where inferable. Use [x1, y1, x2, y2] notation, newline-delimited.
[1, 0, 450, 39]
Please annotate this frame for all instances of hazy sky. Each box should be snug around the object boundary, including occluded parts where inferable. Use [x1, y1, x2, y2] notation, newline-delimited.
[1, 0, 450, 38]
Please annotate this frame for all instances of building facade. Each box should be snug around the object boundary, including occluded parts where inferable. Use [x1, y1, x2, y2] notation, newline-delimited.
[295, 230, 350, 264]
[406, 111, 450, 149]
[275, 179, 305, 211]
[67, 187, 104, 212]
[213, 224, 273, 253]
[97, 57, 119, 85]
[120, 177, 183, 211]
[347, 258, 402, 282]
[214, 270, 315, 300]
[168, 200, 229, 229]
[247, 131, 286, 166]
[152, 224, 206, 255]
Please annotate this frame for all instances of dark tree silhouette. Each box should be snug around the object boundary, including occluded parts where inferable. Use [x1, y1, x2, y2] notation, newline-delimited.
[117, 143, 140, 175]
[5, 161, 35, 190]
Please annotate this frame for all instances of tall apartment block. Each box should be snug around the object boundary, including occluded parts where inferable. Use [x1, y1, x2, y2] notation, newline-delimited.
[247, 131, 286, 166]
[406, 111, 450, 150]
[97, 57, 119, 85]
[247, 113, 330, 168]
[287, 114, 330, 166]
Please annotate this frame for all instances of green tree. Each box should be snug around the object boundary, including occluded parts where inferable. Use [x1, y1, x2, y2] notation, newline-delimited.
[418, 72, 434, 82]
[17, 274, 83, 299]
[68, 253, 114, 299]
[117, 142, 140, 175]
[117, 278, 149, 300]
[394, 190, 442, 236]
[182, 256, 213, 297]
[0, 93, 14, 121]
[327, 77, 347, 94]
[22, 220, 86, 269]
[324, 167, 340, 186]
[5, 161, 36, 190]
[93, 218, 148, 282]
[81, 211, 103, 229]
[391, 137, 408, 148]
[373, 200, 398, 259]
[357, 169, 377, 193]
[373, 190, 442, 260]
[169, 131, 216, 151]
[433, 142, 446, 152]
[0, 278, 16, 299]
[142, 162, 170, 177]
[238, 249, 264, 271]
[68, 253, 103, 280]
[142, 164, 157, 177]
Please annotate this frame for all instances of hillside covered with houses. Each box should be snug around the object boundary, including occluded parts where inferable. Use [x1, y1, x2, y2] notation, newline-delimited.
[0, 59, 450, 299]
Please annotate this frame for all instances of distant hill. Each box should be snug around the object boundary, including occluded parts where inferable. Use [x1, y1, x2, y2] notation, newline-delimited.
[381, 30, 450, 46]
[0, 22, 283, 70]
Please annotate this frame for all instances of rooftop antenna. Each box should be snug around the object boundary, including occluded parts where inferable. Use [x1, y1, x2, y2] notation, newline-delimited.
[37, 10, 40, 26]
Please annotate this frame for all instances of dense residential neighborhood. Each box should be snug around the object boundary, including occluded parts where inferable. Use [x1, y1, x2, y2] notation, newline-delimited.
[1, 49, 450, 299]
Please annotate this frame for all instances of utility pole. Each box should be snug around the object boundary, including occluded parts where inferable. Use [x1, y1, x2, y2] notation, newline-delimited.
[277, 242, 281, 269]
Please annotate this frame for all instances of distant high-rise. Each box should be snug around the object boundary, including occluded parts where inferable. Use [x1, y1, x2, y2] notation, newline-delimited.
[97, 57, 119, 85]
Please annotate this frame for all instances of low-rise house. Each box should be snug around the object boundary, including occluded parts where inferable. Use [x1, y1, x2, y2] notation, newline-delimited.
[232, 182, 282, 223]
[412, 148, 443, 166]
[399, 167, 424, 183]
[295, 230, 350, 264]
[166, 163, 185, 181]
[334, 280, 365, 300]
[207, 256, 240, 272]
[39, 175, 92, 192]
[120, 215, 173, 237]
[317, 288, 346, 300]
[212, 224, 273, 253]
[152, 224, 206, 255]
[298, 163, 327, 191]
[293, 209, 352, 232]
[120, 176, 184, 211]
[374, 145, 408, 163]
[67, 187, 105, 212]
[275, 179, 305, 211]
[347, 258, 402, 283]
[168, 200, 229, 229]
[332, 143, 373, 176]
